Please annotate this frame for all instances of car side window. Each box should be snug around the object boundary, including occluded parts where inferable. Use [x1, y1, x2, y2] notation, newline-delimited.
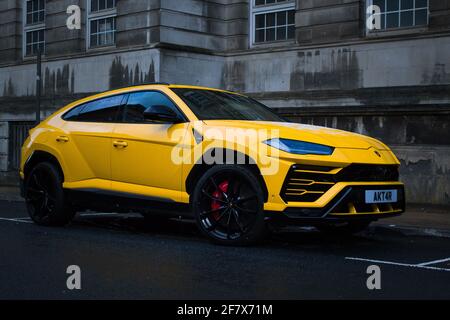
[123, 91, 182, 123]
[63, 94, 126, 123]
[63, 104, 85, 121]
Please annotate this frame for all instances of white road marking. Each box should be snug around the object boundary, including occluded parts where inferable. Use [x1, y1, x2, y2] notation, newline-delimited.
[418, 257, 450, 267]
[346, 257, 450, 272]
[0, 217, 33, 224]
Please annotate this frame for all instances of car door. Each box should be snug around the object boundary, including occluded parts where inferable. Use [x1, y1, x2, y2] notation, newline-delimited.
[110, 91, 190, 201]
[61, 94, 127, 184]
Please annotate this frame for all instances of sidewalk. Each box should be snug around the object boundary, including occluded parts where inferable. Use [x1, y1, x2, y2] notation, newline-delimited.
[372, 205, 450, 238]
[0, 186, 23, 202]
[1, 186, 449, 237]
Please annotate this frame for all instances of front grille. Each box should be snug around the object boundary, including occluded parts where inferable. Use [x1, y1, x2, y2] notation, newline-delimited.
[281, 164, 400, 203]
[335, 164, 399, 182]
[281, 185, 405, 219]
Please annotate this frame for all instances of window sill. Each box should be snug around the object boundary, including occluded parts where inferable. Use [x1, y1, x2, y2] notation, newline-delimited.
[250, 39, 296, 49]
[88, 8, 117, 19]
[366, 26, 429, 38]
[87, 44, 117, 53]
[22, 54, 46, 61]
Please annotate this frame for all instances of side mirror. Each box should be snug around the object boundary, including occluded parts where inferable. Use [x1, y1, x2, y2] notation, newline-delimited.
[143, 105, 181, 123]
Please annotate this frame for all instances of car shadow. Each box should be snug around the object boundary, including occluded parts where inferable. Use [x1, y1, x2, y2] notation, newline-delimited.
[73, 212, 381, 250]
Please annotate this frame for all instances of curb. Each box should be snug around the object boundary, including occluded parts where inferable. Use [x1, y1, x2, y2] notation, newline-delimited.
[0, 195, 24, 202]
[371, 224, 450, 239]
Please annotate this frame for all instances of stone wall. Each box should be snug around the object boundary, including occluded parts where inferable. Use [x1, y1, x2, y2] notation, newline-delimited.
[296, 0, 362, 44]
[116, 0, 160, 48]
[0, 48, 162, 99]
[159, 0, 249, 51]
[0, 0, 449, 206]
[0, 0, 22, 63]
[45, 0, 85, 57]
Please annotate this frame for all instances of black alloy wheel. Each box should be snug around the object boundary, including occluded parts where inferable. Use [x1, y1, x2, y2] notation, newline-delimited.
[193, 165, 266, 245]
[25, 162, 74, 226]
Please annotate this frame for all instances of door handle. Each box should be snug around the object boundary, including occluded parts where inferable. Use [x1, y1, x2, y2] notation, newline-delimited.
[113, 141, 128, 148]
[56, 136, 69, 143]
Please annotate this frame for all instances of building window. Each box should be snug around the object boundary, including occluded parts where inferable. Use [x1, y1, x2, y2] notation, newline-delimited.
[23, 0, 45, 56]
[369, 0, 429, 31]
[26, 0, 45, 24]
[255, 0, 291, 6]
[25, 29, 45, 56]
[90, 17, 116, 47]
[87, 0, 117, 48]
[251, 0, 295, 45]
[91, 0, 116, 12]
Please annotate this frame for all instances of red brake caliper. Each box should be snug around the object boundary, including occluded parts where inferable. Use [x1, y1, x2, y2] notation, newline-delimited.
[211, 181, 229, 221]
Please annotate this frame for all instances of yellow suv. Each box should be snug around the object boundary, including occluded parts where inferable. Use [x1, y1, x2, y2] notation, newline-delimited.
[20, 84, 405, 245]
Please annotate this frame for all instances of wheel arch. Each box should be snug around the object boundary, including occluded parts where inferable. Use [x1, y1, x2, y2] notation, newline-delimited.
[24, 150, 65, 182]
[185, 148, 269, 202]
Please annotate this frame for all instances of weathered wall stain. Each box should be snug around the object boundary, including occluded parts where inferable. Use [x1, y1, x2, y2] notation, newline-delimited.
[43, 65, 74, 96]
[422, 63, 450, 85]
[298, 114, 450, 146]
[290, 48, 361, 91]
[397, 153, 450, 205]
[109, 56, 155, 89]
[223, 61, 246, 92]
[2, 78, 15, 97]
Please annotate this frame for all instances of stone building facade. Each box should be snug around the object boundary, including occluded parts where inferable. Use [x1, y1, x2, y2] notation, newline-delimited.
[0, 0, 449, 205]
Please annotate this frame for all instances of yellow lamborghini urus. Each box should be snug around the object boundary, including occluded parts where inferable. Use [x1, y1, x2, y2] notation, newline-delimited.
[20, 84, 405, 245]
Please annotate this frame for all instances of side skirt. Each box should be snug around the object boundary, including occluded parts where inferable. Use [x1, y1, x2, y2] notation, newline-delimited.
[65, 189, 193, 218]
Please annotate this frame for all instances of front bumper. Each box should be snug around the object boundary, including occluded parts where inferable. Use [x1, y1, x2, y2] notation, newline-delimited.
[266, 184, 405, 225]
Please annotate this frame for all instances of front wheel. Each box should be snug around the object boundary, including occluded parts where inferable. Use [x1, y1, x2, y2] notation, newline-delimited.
[316, 221, 371, 236]
[192, 165, 267, 246]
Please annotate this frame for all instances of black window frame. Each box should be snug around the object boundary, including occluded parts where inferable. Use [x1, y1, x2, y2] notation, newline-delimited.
[119, 90, 189, 124]
[62, 93, 129, 123]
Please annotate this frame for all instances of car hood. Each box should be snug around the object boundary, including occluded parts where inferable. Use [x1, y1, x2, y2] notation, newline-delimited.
[202, 120, 390, 150]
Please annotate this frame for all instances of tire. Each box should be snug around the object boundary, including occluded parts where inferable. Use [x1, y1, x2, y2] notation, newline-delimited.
[192, 165, 267, 246]
[316, 221, 371, 236]
[24, 162, 75, 226]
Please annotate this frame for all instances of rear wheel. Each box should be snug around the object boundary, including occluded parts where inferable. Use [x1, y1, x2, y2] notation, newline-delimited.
[192, 165, 267, 245]
[25, 162, 75, 226]
[316, 221, 371, 236]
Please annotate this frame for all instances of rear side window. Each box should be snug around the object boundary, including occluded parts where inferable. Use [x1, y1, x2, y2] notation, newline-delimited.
[63, 94, 127, 123]
[123, 91, 183, 123]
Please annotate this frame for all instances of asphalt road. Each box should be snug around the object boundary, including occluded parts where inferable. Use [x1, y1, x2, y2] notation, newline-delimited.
[0, 200, 449, 300]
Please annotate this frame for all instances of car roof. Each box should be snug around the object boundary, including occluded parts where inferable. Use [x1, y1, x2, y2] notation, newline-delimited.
[54, 83, 241, 119]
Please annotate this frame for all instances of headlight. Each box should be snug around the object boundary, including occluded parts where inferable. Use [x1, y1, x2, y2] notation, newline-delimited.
[263, 138, 334, 155]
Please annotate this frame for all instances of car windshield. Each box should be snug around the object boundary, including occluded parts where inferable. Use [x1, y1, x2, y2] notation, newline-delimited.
[171, 88, 287, 122]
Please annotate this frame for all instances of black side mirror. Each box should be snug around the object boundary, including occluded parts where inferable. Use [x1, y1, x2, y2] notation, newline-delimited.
[143, 105, 181, 123]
